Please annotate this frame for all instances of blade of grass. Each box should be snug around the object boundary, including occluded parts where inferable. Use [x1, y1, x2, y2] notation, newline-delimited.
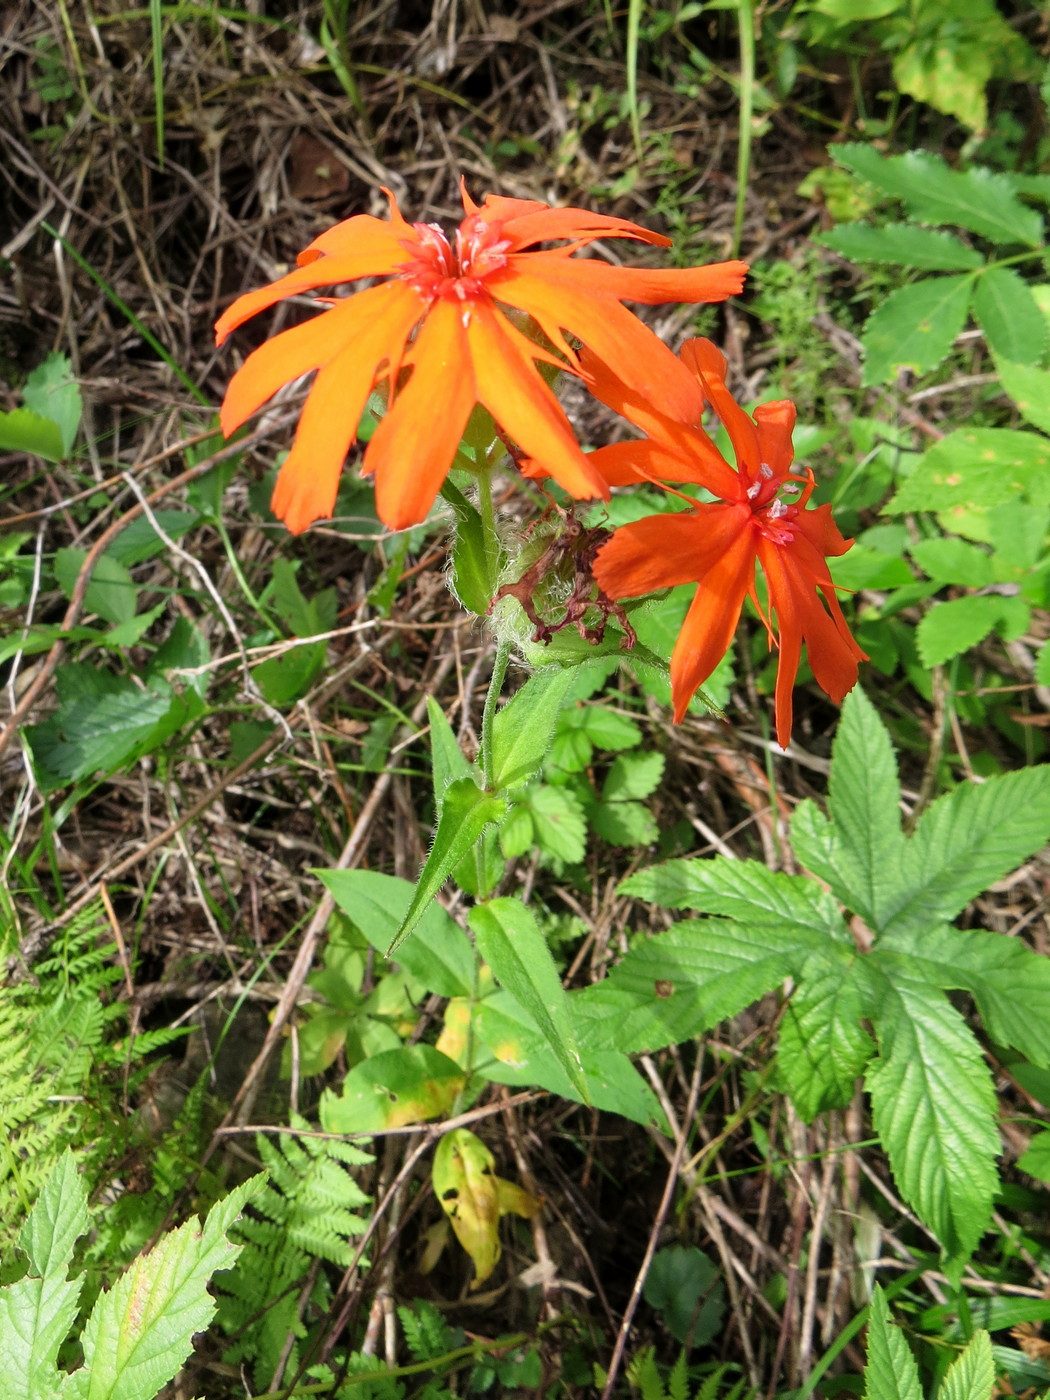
[626, 0, 643, 158]
[42, 221, 209, 406]
[732, 0, 755, 259]
[149, 0, 165, 168]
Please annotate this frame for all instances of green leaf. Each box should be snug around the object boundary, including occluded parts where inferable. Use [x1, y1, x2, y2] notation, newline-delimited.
[915, 595, 1007, 667]
[475, 994, 666, 1127]
[53, 548, 137, 626]
[818, 223, 983, 271]
[861, 275, 975, 386]
[865, 958, 999, 1268]
[888, 428, 1050, 515]
[589, 799, 658, 847]
[886, 765, 1050, 936]
[909, 538, 993, 588]
[26, 676, 191, 792]
[642, 1246, 724, 1348]
[790, 688, 907, 930]
[778, 958, 875, 1120]
[61, 1174, 262, 1400]
[863, 1286, 923, 1400]
[23, 354, 82, 456]
[320, 1046, 465, 1132]
[833, 146, 1044, 247]
[621, 857, 847, 938]
[0, 1151, 86, 1398]
[993, 358, 1050, 436]
[426, 695, 475, 807]
[602, 750, 665, 801]
[106, 511, 197, 566]
[972, 269, 1048, 364]
[573, 705, 642, 751]
[939, 1330, 995, 1400]
[470, 898, 587, 1100]
[525, 784, 587, 865]
[0, 408, 65, 462]
[386, 776, 507, 954]
[318, 870, 476, 999]
[440, 479, 497, 614]
[1018, 1130, 1050, 1182]
[491, 667, 580, 791]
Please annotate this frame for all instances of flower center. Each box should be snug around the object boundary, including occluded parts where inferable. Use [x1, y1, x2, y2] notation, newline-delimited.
[756, 487, 799, 545]
[398, 214, 512, 302]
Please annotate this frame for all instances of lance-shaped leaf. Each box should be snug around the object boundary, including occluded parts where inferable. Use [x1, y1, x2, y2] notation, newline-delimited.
[865, 956, 999, 1272]
[426, 695, 476, 806]
[877, 924, 1050, 1069]
[791, 687, 907, 931]
[440, 478, 500, 614]
[863, 1286, 923, 1400]
[777, 956, 875, 1120]
[883, 765, 1050, 937]
[469, 898, 586, 1099]
[386, 776, 507, 954]
[489, 667, 580, 791]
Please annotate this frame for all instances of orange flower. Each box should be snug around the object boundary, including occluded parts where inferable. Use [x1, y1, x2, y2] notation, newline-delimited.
[215, 184, 748, 532]
[592, 339, 866, 745]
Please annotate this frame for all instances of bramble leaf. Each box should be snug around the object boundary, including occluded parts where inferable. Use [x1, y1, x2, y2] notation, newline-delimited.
[777, 958, 875, 1120]
[863, 1287, 923, 1400]
[887, 428, 1050, 515]
[939, 1329, 995, 1400]
[993, 358, 1050, 436]
[861, 274, 975, 386]
[865, 958, 999, 1270]
[818, 223, 983, 271]
[973, 268, 1047, 364]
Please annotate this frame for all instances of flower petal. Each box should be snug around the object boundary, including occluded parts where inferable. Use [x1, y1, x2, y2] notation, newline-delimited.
[467, 303, 608, 501]
[753, 400, 797, 481]
[585, 439, 712, 488]
[296, 208, 413, 263]
[496, 207, 673, 252]
[365, 300, 477, 529]
[669, 527, 756, 722]
[505, 251, 747, 303]
[220, 282, 423, 436]
[491, 268, 709, 423]
[215, 227, 410, 346]
[594, 504, 748, 597]
[269, 282, 424, 535]
[680, 338, 760, 477]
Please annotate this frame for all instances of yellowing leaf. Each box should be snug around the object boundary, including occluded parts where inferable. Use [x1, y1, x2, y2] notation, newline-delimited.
[432, 1129, 542, 1285]
[435, 997, 472, 1066]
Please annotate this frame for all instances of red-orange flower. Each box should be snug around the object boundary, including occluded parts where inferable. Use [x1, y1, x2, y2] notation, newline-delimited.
[592, 339, 866, 745]
[215, 184, 748, 532]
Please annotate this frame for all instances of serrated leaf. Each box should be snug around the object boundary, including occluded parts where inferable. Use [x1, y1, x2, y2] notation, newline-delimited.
[603, 916, 825, 1047]
[818, 223, 983, 271]
[1018, 1130, 1050, 1182]
[498, 804, 534, 860]
[386, 777, 507, 954]
[887, 429, 1050, 515]
[26, 678, 190, 792]
[865, 958, 999, 1267]
[590, 799, 658, 846]
[833, 146, 1044, 247]
[491, 667, 580, 790]
[886, 765, 1050, 936]
[0, 1152, 87, 1398]
[939, 1330, 995, 1400]
[470, 899, 587, 1099]
[994, 358, 1050, 436]
[320, 1046, 464, 1132]
[61, 1174, 263, 1400]
[621, 857, 849, 938]
[790, 688, 907, 930]
[916, 595, 1007, 667]
[318, 869, 476, 999]
[54, 548, 137, 626]
[526, 784, 587, 865]
[861, 275, 975, 386]
[23, 354, 82, 456]
[0, 408, 65, 461]
[909, 538, 993, 588]
[778, 958, 875, 1120]
[602, 750, 665, 801]
[576, 705, 642, 750]
[973, 269, 1047, 364]
[863, 1286, 923, 1400]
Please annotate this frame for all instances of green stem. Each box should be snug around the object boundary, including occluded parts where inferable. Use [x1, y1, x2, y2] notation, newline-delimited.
[732, 0, 755, 261]
[480, 639, 511, 793]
